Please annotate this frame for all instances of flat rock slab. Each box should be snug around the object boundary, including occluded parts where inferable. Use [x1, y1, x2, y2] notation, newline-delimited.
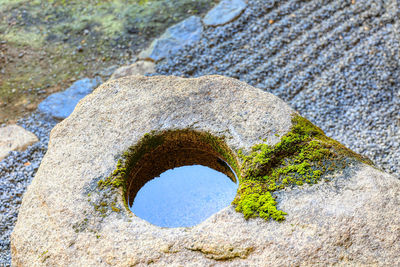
[38, 77, 101, 120]
[109, 61, 155, 81]
[139, 16, 203, 62]
[203, 0, 247, 26]
[0, 124, 38, 161]
[12, 76, 400, 266]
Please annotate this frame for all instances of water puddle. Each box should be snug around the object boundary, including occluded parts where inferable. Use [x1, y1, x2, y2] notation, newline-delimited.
[130, 164, 238, 228]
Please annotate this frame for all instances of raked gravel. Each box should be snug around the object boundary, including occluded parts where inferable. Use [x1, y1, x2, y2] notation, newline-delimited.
[156, 0, 400, 177]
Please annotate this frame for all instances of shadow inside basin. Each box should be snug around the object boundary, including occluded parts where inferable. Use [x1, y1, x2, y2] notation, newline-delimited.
[130, 164, 238, 228]
[124, 130, 241, 228]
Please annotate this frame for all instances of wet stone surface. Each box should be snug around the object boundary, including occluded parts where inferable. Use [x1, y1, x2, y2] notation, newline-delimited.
[131, 165, 238, 228]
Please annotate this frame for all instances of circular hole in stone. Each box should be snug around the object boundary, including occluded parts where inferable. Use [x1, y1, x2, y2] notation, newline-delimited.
[131, 164, 238, 228]
[125, 130, 240, 228]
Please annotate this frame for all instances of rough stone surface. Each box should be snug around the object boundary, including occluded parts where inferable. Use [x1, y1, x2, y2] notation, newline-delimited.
[0, 124, 38, 161]
[109, 61, 155, 80]
[139, 16, 203, 62]
[203, 0, 247, 26]
[38, 77, 101, 120]
[12, 76, 400, 266]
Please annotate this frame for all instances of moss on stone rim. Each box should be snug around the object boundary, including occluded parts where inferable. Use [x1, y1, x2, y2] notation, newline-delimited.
[97, 131, 165, 210]
[98, 115, 372, 223]
[233, 114, 373, 222]
[97, 129, 240, 211]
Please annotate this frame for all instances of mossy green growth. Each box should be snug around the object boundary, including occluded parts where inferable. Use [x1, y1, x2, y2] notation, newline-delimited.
[233, 114, 372, 222]
[97, 131, 165, 209]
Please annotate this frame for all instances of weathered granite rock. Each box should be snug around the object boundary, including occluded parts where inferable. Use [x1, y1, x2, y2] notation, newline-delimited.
[203, 0, 247, 26]
[0, 124, 38, 161]
[38, 77, 101, 120]
[139, 16, 203, 62]
[109, 61, 155, 81]
[12, 76, 400, 266]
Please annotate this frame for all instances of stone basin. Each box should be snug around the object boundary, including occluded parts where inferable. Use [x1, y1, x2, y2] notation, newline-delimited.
[12, 76, 400, 266]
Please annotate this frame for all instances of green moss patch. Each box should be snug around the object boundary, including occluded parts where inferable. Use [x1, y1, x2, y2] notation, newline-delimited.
[97, 131, 165, 203]
[97, 116, 372, 223]
[233, 114, 373, 222]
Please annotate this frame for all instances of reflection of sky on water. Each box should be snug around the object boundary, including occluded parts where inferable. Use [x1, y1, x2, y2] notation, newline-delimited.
[131, 165, 238, 228]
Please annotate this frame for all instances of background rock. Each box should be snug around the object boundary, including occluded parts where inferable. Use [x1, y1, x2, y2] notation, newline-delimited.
[12, 76, 400, 266]
[0, 124, 38, 161]
[37, 77, 101, 120]
[139, 16, 203, 62]
[109, 61, 155, 80]
[203, 0, 247, 26]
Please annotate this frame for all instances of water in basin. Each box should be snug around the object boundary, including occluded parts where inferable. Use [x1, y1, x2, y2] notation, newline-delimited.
[130, 164, 238, 228]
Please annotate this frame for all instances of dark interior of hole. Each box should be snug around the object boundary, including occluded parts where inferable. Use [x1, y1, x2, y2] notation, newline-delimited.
[126, 134, 237, 207]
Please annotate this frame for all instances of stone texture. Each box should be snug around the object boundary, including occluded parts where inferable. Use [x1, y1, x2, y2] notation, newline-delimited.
[109, 61, 155, 81]
[38, 77, 101, 120]
[139, 16, 203, 62]
[203, 0, 247, 26]
[0, 124, 38, 161]
[12, 76, 400, 266]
